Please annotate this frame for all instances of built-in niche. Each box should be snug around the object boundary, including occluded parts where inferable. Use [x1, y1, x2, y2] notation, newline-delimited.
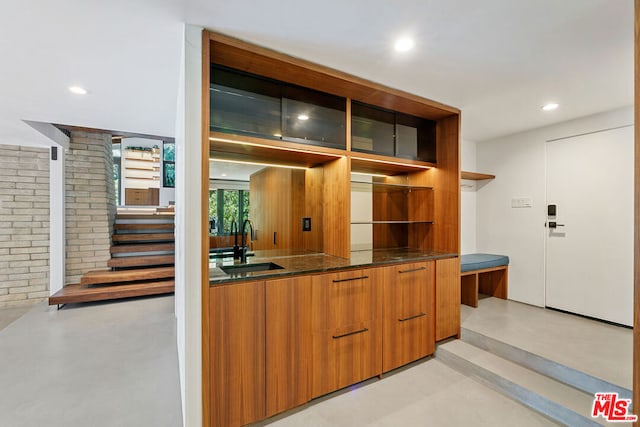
[208, 159, 324, 254]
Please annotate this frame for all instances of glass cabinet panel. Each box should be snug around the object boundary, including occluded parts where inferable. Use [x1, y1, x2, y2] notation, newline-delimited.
[210, 67, 282, 139]
[351, 101, 436, 163]
[282, 86, 346, 149]
[351, 103, 395, 156]
[210, 66, 346, 149]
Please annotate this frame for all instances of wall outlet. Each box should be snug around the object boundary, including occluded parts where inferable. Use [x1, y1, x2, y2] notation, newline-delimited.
[511, 197, 533, 208]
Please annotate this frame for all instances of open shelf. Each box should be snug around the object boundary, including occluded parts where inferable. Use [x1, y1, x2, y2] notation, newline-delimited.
[351, 220, 434, 225]
[461, 171, 495, 180]
[127, 166, 157, 172]
[351, 180, 433, 191]
[350, 152, 435, 175]
[209, 131, 344, 168]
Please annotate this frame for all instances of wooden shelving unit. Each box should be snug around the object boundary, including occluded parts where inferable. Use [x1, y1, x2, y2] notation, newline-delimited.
[202, 30, 462, 426]
[123, 148, 160, 206]
[461, 171, 495, 180]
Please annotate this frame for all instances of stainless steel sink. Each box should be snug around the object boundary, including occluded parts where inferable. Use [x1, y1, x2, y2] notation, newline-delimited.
[220, 262, 284, 274]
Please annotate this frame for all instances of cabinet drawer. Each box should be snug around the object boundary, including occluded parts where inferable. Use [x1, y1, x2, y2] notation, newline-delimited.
[311, 269, 381, 332]
[382, 261, 435, 372]
[311, 318, 382, 398]
[310, 268, 383, 398]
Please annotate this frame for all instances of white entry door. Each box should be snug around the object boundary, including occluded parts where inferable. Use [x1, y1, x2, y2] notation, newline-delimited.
[545, 125, 633, 326]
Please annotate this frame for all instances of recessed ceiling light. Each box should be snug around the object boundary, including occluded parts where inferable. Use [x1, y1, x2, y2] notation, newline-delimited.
[68, 86, 88, 95]
[394, 37, 414, 52]
[297, 114, 309, 121]
[542, 103, 559, 111]
[220, 173, 227, 177]
[273, 133, 282, 137]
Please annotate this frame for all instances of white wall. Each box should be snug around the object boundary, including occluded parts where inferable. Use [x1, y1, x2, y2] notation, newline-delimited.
[49, 147, 65, 295]
[476, 106, 634, 307]
[175, 24, 203, 427]
[460, 138, 477, 254]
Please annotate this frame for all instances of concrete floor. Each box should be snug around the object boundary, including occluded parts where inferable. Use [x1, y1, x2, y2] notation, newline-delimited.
[262, 359, 557, 427]
[0, 295, 182, 427]
[461, 297, 632, 389]
[0, 305, 31, 332]
[0, 294, 630, 427]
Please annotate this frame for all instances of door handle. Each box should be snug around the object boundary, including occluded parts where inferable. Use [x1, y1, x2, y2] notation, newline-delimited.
[548, 221, 565, 229]
[332, 328, 368, 339]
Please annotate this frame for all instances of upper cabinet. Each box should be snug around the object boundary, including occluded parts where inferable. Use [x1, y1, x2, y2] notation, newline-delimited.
[211, 66, 347, 150]
[351, 101, 436, 163]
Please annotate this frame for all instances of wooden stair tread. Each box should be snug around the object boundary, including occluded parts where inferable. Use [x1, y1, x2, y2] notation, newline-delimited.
[114, 223, 174, 231]
[110, 243, 175, 254]
[112, 233, 174, 242]
[116, 214, 174, 220]
[49, 280, 175, 305]
[80, 267, 175, 285]
[107, 255, 175, 268]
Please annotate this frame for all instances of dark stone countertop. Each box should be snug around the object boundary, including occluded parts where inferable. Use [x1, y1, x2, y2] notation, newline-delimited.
[209, 248, 457, 285]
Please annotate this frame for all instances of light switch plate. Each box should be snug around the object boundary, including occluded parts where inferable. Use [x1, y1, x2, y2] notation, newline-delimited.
[511, 197, 533, 208]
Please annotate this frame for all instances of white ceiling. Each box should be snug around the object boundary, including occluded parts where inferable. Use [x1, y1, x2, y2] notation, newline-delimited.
[0, 0, 633, 147]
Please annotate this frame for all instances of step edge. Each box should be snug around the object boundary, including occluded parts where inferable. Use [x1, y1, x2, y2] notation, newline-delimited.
[437, 340, 597, 418]
[437, 346, 602, 427]
[461, 327, 632, 399]
[48, 283, 175, 305]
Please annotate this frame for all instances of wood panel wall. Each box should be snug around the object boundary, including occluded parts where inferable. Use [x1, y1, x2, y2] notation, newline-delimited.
[431, 115, 460, 254]
[304, 166, 324, 252]
[633, 1, 639, 425]
[323, 156, 350, 258]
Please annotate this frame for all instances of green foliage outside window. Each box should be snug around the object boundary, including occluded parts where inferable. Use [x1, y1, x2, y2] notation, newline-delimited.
[164, 163, 175, 187]
[163, 143, 175, 161]
[163, 141, 175, 188]
[208, 189, 249, 235]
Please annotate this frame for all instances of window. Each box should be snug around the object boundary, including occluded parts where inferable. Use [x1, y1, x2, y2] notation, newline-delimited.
[208, 189, 250, 235]
[112, 143, 122, 205]
[163, 141, 175, 187]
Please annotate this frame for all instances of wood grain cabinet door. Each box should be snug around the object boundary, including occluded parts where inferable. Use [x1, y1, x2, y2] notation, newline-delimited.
[435, 257, 461, 341]
[265, 276, 312, 417]
[382, 261, 435, 372]
[310, 269, 383, 398]
[209, 281, 265, 427]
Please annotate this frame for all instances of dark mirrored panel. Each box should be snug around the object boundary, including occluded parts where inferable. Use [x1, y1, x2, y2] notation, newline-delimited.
[282, 85, 346, 149]
[351, 102, 395, 156]
[210, 67, 282, 139]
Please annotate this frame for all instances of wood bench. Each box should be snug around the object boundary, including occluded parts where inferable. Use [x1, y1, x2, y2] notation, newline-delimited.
[460, 253, 509, 308]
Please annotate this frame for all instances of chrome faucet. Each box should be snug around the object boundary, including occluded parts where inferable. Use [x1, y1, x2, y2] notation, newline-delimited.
[240, 219, 253, 263]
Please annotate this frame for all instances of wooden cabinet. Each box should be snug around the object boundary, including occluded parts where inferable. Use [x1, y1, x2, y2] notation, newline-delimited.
[382, 261, 435, 372]
[435, 257, 461, 341]
[249, 167, 306, 251]
[125, 187, 159, 206]
[209, 281, 265, 427]
[207, 257, 457, 426]
[265, 276, 312, 417]
[310, 269, 383, 398]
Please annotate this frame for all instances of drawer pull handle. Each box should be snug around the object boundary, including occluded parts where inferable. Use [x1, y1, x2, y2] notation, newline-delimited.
[398, 267, 427, 274]
[332, 328, 368, 339]
[398, 312, 426, 322]
[332, 275, 369, 283]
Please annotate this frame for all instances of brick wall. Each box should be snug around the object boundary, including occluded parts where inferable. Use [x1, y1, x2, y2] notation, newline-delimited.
[65, 131, 115, 284]
[0, 145, 50, 307]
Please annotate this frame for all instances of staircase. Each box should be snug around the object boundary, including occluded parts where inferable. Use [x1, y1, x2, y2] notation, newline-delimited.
[49, 212, 175, 306]
[437, 328, 633, 426]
